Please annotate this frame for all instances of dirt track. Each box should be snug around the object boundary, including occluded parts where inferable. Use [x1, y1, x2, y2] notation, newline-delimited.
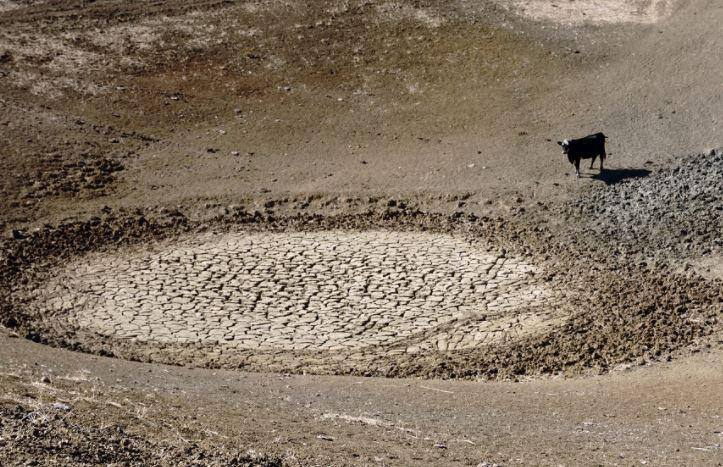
[0, 0, 721, 464]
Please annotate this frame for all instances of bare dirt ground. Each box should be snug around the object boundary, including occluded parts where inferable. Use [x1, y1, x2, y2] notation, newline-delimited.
[1, 329, 722, 466]
[0, 0, 721, 464]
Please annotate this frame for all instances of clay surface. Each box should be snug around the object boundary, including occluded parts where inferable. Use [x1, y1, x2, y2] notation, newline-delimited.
[32, 231, 560, 356]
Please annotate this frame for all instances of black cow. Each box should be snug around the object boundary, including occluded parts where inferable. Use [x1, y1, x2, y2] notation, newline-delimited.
[557, 132, 607, 177]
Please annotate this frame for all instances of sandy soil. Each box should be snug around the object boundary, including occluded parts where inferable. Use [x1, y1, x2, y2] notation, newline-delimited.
[1, 329, 722, 465]
[0, 0, 721, 464]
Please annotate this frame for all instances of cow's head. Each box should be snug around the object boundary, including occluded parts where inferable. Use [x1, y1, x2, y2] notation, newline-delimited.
[557, 139, 570, 154]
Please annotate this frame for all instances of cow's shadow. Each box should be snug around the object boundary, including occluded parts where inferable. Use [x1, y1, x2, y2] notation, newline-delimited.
[591, 168, 651, 185]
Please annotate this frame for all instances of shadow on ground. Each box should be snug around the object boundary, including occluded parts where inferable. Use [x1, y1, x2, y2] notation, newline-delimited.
[593, 168, 652, 185]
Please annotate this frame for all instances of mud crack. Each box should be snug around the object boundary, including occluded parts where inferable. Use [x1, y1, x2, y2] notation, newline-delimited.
[28, 230, 562, 355]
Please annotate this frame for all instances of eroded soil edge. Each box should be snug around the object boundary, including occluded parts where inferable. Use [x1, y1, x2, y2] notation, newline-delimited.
[2, 151, 720, 380]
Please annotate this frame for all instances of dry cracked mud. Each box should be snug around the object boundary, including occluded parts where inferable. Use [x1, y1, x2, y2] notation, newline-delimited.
[3, 199, 718, 379]
[28, 231, 561, 359]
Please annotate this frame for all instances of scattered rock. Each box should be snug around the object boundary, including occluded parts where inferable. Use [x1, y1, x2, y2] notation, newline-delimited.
[52, 402, 71, 411]
[564, 148, 723, 257]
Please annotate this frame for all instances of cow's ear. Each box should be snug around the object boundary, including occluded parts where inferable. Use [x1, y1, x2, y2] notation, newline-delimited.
[556, 141, 562, 146]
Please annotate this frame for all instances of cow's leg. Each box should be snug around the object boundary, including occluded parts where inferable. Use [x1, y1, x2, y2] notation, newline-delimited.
[589, 155, 597, 169]
[600, 151, 605, 172]
[574, 159, 580, 177]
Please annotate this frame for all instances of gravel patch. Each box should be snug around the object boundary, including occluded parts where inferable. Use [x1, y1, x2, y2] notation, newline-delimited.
[565, 148, 723, 259]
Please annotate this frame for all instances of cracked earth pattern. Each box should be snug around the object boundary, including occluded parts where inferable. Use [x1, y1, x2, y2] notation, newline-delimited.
[31, 231, 562, 353]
